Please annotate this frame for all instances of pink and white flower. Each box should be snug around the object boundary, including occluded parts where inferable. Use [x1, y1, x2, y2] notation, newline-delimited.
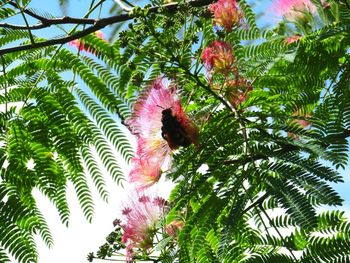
[201, 40, 235, 73]
[295, 119, 310, 128]
[127, 79, 182, 138]
[226, 79, 253, 108]
[211, 77, 252, 108]
[125, 244, 134, 263]
[126, 78, 198, 189]
[128, 146, 163, 190]
[271, 0, 317, 22]
[286, 35, 302, 44]
[209, 0, 243, 32]
[166, 220, 184, 237]
[120, 193, 167, 259]
[288, 110, 312, 138]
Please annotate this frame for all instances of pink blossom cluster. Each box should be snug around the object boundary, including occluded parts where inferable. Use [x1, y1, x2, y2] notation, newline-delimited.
[165, 220, 183, 237]
[113, 78, 198, 261]
[288, 110, 312, 139]
[68, 30, 105, 54]
[117, 193, 167, 262]
[225, 78, 253, 108]
[271, 0, 317, 22]
[201, 0, 252, 109]
[113, 79, 199, 261]
[286, 35, 302, 44]
[209, 0, 243, 32]
[201, 40, 235, 74]
[201, 40, 251, 108]
[126, 78, 198, 189]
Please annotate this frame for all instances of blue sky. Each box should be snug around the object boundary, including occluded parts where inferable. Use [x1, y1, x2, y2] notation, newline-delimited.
[2, 0, 350, 262]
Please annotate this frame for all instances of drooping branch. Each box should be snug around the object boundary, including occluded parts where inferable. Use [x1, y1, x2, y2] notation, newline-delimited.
[0, 0, 214, 55]
[223, 128, 350, 166]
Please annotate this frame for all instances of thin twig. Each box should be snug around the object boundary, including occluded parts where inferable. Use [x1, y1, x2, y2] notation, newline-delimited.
[223, 128, 350, 167]
[1, 56, 7, 113]
[113, 0, 133, 11]
[184, 68, 233, 110]
[71, 0, 97, 85]
[237, 111, 287, 257]
[242, 192, 269, 214]
[15, 0, 35, 44]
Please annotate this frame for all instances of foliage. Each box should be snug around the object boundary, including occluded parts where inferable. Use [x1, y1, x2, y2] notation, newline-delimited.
[0, 1, 133, 262]
[0, 0, 350, 262]
[91, 0, 350, 262]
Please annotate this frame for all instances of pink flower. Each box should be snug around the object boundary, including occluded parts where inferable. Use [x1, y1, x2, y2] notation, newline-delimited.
[226, 87, 252, 108]
[295, 119, 311, 128]
[128, 142, 163, 189]
[212, 77, 252, 108]
[122, 207, 132, 215]
[125, 244, 134, 263]
[121, 194, 166, 254]
[288, 111, 311, 138]
[201, 40, 235, 73]
[292, 110, 311, 129]
[166, 220, 183, 237]
[271, 0, 317, 22]
[153, 196, 167, 207]
[94, 30, 104, 39]
[68, 30, 105, 53]
[286, 35, 302, 44]
[209, 0, 243, 32]
[113, 218, 122, 227]
[126, 78, 199, 189]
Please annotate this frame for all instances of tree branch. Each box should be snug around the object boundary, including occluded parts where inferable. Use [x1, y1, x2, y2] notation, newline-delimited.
[0, 17, 96, 30]
[242, 193, 269, 214]
[2, 2, 96, 29]
[0, 0, 214, 55]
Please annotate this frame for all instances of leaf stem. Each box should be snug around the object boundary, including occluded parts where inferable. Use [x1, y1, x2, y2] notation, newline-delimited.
[15, 0, 35, 44]
[1, 55, 7, 113]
